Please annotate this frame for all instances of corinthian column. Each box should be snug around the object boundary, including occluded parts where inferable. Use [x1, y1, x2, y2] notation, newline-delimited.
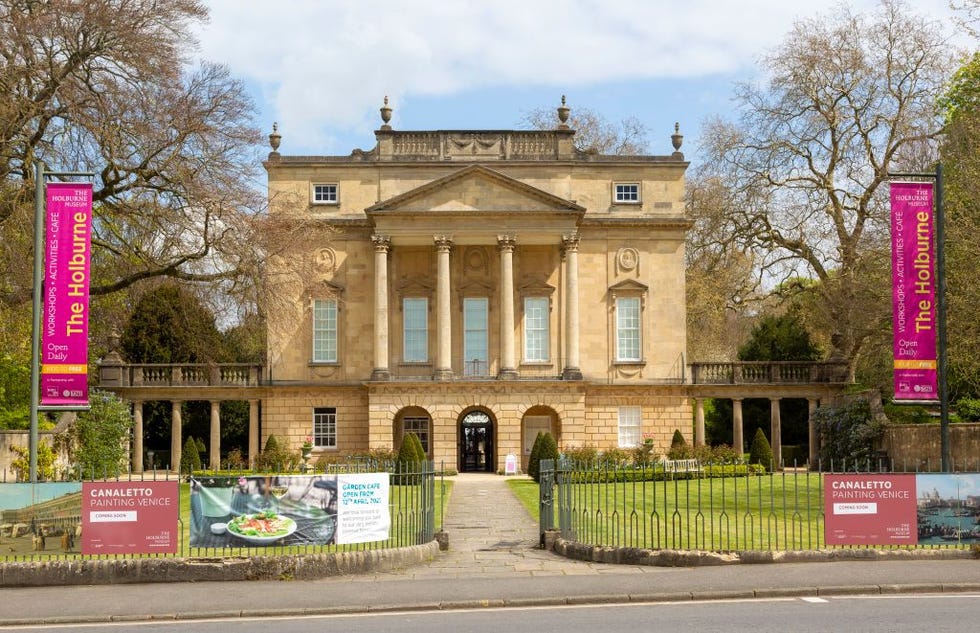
[372, 234, 391, 380]
[561, 233, 582, 380]
[498, 235, 518, 379]
[434, 235, 454, 381]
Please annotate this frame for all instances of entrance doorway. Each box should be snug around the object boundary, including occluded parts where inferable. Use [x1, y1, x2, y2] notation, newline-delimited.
[459, 410, 494, 472]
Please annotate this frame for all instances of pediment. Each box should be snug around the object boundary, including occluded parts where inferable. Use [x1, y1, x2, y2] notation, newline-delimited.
[608, 279, 648, 294]
[366, 165, 584, 216]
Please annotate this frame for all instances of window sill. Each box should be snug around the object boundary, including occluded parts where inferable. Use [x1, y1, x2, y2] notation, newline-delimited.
[613, 360, 646, 366]
[309, 361, 340, 367]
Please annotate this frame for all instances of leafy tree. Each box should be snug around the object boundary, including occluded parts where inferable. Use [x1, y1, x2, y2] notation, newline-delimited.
[9, 441, 56, 481]
[813, 399, 885, 470]
[737, 313, 821, 362]
[63, 390, 133, 477]
[748, 427, 774, 472]
[694, 0, 952, 374]
[0, 354, 31, 429]
[121, 284, 226, 365]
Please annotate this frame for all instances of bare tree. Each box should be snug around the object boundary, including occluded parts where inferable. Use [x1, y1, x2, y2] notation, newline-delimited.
[521, 103, 650, 154]
[0, 0, 265, 308]
[694, 0, 954, 373]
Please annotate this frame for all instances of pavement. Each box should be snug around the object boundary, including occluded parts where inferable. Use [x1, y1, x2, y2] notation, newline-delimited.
[0, 473, 978, 626]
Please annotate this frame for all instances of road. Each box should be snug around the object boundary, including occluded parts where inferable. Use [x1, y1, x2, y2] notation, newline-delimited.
[2, 594, 978, 633]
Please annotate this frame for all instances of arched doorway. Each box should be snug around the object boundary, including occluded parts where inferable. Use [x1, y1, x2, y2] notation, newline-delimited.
[458, 410, 494, 472]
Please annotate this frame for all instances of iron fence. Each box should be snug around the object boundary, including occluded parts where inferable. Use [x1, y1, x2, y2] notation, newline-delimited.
[540, 458, 980, 552]
[0, 460, 438, 562]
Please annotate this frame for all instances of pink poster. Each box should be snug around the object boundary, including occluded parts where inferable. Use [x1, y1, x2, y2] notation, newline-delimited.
[824, 474, 917, 546]
[82, 482, 179, 554]
[890, 181, 938, 401]
[41, 182, 93, 407]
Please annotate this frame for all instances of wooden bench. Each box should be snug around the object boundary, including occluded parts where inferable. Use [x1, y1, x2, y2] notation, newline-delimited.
[661, 458, 701, 476]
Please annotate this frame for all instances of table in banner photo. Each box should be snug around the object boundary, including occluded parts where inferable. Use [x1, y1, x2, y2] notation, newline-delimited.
[189, 476, 337, 547]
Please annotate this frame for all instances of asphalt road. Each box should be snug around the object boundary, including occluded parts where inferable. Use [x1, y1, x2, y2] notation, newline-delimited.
[2, 594, 978, 633]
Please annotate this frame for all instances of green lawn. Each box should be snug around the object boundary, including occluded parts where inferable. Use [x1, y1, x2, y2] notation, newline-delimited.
[510, 473, 826, 551]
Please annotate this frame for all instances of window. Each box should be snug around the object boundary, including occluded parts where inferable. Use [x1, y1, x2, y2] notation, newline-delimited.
[463, 298, 488, 376]
[403, 297, 428, 362]
[312, 299, 337, 362]
[614, 183, 639, 203]
[618, 406, 642, 447]
[616, 296, 641, 361]
[313, 407, 337, 449]
[403, 416, 430, 454]
[523, 297, 549, 362]
[312, 184, 338, 204]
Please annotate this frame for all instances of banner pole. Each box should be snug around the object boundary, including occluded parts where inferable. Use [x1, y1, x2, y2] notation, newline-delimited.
[29, 160, 45, 484]
[935, 163, 950, 472]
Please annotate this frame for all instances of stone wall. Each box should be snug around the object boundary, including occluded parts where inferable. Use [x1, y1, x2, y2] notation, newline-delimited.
[881, 423, 980, 471]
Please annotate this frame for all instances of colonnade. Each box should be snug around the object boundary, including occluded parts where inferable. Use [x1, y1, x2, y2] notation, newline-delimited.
[693, 396, 822, 466]
[370, 233, 583, 381]
[130, 399, 259, 473]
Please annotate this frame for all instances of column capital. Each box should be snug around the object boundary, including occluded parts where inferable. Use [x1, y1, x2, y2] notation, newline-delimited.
[496, 235, 517, 251]
[434, 235, 453, 252]
[371, 234, 390, 251]
[561, 232, 580, 252]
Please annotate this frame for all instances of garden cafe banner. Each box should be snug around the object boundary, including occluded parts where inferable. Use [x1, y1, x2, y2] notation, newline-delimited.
[825, 473, 980, 546]
[41, 181, 93, 408]
[190, 473, 390, 547]
[889, 181, 938, 402]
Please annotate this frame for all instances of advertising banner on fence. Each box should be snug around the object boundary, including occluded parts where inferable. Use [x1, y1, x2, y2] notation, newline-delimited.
[41, 181, 93, 408]
[824, 474, 918, 545]
[81, 481, 178, 555]
[890, 181, 938, 401]
[0, 482, 82, 556]
[189, 474, 391, 547]
[336, 472, 391, 545]
[915, 473, 980, 545]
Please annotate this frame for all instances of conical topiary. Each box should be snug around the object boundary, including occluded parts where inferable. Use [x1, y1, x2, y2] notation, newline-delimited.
[180, 435, 202, 475]
[528, 431, 559, 483]
[749, 427, 774, 472]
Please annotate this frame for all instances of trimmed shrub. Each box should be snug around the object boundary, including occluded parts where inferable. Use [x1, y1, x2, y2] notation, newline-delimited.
[562, 445, 598, 465]
[748, 428, 773, 472]
[667, 429, 691, 460]
[255, 434, 298, 472]
[528, 432, 559, 483]
[630, 439, 657, 466]
[397, 432, 426, 468]
[598, 447, 631, 467]
[180, 436, 202, 475]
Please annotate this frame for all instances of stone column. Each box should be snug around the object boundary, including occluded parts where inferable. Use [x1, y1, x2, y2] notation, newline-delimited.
[171, 401, 183, 472]
[210, 401, 221, 470]
[561, 233, 582, 380]
[497, 235, 518, 379]
[770, 397, 782, 469]
[694, 398, 705, 446]
[371, 234, 391, 380]
[434, 235, 454, 380]
[132, 401, 144, 474]
[808, 398, 820, 469]
[732, 398, 744, 456]
[248, 399, 260, 468]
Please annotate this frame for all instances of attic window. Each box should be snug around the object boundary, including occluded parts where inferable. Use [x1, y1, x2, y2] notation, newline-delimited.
[313, 184, 338, 205]
[614, 183, 639, 204]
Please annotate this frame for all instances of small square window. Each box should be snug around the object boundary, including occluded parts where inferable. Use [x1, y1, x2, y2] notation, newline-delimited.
[313, 184, 338, 204]
[615, 183, 640, 203]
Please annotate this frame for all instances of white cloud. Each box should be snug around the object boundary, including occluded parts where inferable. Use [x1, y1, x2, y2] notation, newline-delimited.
[196, 0, 961, 154]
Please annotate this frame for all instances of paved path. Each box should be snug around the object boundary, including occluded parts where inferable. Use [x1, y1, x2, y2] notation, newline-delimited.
[360, 472, 658, 580]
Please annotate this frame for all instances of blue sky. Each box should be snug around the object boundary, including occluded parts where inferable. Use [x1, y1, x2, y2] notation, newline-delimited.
[195, 1, 965, 163]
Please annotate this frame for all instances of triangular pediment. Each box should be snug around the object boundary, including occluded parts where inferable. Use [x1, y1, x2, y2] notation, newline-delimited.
[366, 165, 585, 216]
[608, 279, 648, 293]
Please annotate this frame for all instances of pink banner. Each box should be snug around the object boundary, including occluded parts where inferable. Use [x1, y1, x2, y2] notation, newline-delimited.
[41, 182, 93, 407]
[890, 181, 938, 401]
[82, 482, 179, 555]
[824, 474, 917, 545]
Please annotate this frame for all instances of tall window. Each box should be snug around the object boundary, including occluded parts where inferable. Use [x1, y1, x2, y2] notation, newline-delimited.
[403, 297, 428, 362]
[463, 297, 488, 376]
[616, 296, 641, 361]
[312, 299, 337, 362]
[403, 416, 430, 454]
[523, 297, 549, 362]
[618, 406, 642, 447]
[313, 407, 337, 449]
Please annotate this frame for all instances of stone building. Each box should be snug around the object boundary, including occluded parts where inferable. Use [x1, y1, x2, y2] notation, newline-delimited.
[260, 98, 691, 472]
